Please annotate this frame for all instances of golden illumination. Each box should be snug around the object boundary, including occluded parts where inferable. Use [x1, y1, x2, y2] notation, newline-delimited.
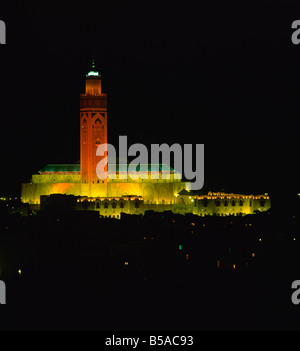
[20, 69, 272, 218]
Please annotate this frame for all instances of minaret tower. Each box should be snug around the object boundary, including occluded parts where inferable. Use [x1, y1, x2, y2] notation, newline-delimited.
[80, 60, 107, 192]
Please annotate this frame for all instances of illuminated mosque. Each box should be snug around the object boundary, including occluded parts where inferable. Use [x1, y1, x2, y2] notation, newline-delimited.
[21, 62, 270, 218]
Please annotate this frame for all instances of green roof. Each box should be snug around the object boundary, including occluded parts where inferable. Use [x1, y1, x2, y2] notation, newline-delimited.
[39, 163, 179, 173]
[86, 59, 100, 77]
[39, 164, 80, 173]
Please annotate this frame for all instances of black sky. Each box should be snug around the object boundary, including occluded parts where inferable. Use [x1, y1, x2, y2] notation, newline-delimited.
[0, 1, 299, 204]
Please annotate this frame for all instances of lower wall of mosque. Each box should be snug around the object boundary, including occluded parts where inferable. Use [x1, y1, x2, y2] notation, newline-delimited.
[22, 178, 271, 218]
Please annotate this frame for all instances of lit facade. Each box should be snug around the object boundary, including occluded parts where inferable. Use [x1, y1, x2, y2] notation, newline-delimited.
[21, 63, 271, 216]
[192, 192, 270, 216]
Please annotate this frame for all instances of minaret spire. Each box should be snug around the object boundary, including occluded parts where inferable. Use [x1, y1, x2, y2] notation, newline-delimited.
[91, 58, 96, 70]
[86, 58, 100, 77]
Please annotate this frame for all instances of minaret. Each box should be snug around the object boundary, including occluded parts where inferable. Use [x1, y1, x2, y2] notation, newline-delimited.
[80, 60, 107, 191]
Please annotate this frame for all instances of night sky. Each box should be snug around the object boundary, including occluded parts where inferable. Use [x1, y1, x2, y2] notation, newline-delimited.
[1, 1, 299, 206]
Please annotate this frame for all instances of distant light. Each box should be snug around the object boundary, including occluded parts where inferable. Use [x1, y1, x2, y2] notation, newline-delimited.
[233, 264, 236, 270]
[252, 252, 255, 257]
[294, 238, 296, 241]
[124, 262, 128, 266]
[18, 269, 21, 276]
[259, 238, 262, 242]
[179, 244, 183, 250]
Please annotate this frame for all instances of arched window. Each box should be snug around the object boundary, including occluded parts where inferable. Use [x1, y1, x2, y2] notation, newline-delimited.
[259, 198, 265, 207]
[202, 198, 208, 207]
[95, 119, 102, 128]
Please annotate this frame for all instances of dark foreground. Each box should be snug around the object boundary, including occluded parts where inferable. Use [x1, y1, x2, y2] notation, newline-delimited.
[0, 204, 299, 330]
